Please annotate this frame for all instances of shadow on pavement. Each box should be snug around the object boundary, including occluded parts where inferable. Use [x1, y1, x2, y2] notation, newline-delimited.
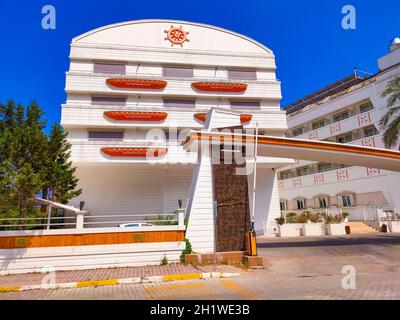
[257, 234, 400, 249]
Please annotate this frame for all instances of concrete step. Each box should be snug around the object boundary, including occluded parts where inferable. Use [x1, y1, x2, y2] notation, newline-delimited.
[346, 221, 378, 234]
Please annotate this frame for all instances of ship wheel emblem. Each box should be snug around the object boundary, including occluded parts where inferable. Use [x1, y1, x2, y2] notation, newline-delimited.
[164, 25, 190, 47]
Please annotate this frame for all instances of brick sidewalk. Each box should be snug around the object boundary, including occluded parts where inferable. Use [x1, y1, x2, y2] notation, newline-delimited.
[0, 264, 242, 287]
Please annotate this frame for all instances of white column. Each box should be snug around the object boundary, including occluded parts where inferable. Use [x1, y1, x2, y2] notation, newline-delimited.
[46, 205, 53, 230]
[75, 211, 88, 229]
[177, 208, 185, 230]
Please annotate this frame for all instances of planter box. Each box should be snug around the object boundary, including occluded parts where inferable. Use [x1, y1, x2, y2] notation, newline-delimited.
[278, 224, 304, 237]
[388, 221, 400, 233]
[302, 223, 325, 236]
[326, 223, 346, 235]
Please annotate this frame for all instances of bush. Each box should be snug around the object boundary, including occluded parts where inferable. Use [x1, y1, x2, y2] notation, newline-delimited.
[283, 211, 322, 224]
[341, 211, 350, 219]
[275, 217, 285, 225]
[160, 255, 168, 266]
[180, 238, 193, 263]
[285, 212, 298, 224]
[308, 212, 323, 223]
[326, 214, 344, 224]
[145, 214, 177, 226]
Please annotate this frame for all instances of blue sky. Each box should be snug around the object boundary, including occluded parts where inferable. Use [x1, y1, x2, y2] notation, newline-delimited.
[0, 0, 399, 130]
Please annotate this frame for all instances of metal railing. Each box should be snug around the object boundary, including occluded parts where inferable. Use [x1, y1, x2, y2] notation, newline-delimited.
[83, 213, 182, 228]
[0, 215, 77, 230]
[0, 197, 186, 231]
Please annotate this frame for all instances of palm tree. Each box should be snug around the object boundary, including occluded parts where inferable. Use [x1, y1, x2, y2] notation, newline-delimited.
[379, 77, 400, 149]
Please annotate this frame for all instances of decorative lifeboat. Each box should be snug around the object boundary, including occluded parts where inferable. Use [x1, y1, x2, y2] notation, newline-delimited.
[106, 78, 167, 89]
[194, 113, 253, 123]
[104, 111, 168, 122]
[101, 147, 168, 158]
[192, 82, 247, 93]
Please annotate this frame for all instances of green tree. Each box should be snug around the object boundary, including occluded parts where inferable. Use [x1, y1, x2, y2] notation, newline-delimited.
[379, 77, 400, 149]
[0, 100, 48, 227]
[0, 100, 81, 228]
[43, 123, 81, 203]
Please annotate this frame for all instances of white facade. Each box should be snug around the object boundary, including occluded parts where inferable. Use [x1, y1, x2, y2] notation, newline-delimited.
[61, 20, 290, 251]
[278, 43, 400, 221]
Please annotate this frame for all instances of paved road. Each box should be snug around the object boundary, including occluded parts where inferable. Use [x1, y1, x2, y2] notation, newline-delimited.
[1, 234, 400, 300]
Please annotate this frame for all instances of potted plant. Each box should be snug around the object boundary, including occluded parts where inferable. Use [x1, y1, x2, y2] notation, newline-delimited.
[341, 211, 350, 223]
[277, 215, 303, 237]
[302, 212, 325, 236]
[325, 214, 346, 235]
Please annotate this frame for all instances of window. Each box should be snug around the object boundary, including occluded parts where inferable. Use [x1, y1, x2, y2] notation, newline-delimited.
[297, 166, 309, 177]
[88, 131, 124, 141]
[333, 111, 349, 123]
[312, 119, 327, 130]
[91, 96, 126, 106]
[230, 101, 261, 110]
[364, 126, 378, 138]
[292, 127, 304, 137]
[280, 201, 288, 211]
[163, 66, 193, 78]
[340, 194, 355, 207]
[317, 163, 332, 173]
[360, 102, 373, 113]
[280, 170, 291, 180]
[295, 199, 306, 210]
[316, 196, 329, 209]
[163, 99, 195, 108]
[227, 69, 257, 80]
[93, 62, 126, 74]
[337, 134, 353, 143]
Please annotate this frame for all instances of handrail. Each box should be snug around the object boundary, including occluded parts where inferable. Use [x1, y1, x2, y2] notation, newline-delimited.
[35, 197, 87, 214]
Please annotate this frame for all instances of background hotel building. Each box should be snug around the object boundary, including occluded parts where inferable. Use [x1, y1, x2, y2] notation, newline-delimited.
[278, 39, 400, 221]
[61, 19, 291, 241]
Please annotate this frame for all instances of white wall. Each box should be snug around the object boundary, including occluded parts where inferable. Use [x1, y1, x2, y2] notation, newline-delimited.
[248, 168, 280, 236]
[69, 164, 193, 225]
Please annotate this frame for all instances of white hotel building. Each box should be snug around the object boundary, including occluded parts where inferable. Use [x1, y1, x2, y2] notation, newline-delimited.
[61, 19, 291, 243]
[278, 39, 400, 221]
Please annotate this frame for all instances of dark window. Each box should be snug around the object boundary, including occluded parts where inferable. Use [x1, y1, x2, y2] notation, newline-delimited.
[312, 119, 328, 130]
[364, 126, 378, 137]
[163, 99, 195, 108]
[297, 167, 309, 176]
[337, 134, 352, 143]
[91, 96, 126, 106]
[318, 197, 328, 208]
[88, 131, 124, 141]
[280, 171, 291, 180]
[227, 70, 257, 80]
[292, 127, 304, 137]
[341, 195, 354, 207]
[93, 63, 126, 74]
[296, 199, 306, 210]
[317, 163, 333, 172]
[333, 111, 349, 123]
[230, 101, 261, 110]
[360, 102, 374, 113]
[163, 66, 193, 78]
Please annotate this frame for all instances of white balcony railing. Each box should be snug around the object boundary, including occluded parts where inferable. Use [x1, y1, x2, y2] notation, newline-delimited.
[65, 72, 282, 100]
[292, 110, 378, 141]
[277, 134, 385, 172]
[61, 104, 288, 130]
[278, 165, 384, 191]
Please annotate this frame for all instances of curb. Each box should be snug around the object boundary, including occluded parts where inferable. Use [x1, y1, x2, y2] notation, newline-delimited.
[0, 272, 240, 293]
